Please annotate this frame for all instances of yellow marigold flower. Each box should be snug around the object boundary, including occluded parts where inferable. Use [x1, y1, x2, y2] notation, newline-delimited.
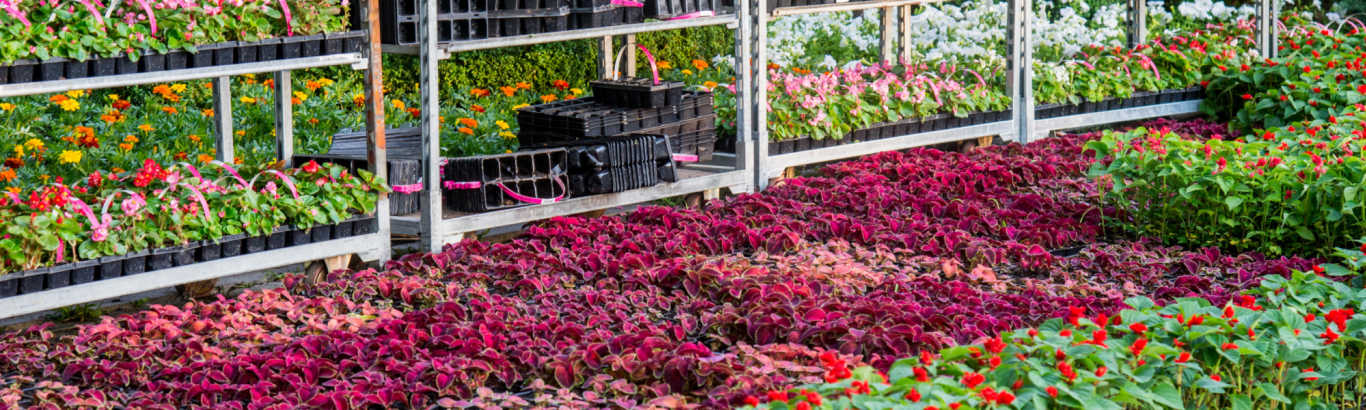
[12, 146, 21, 157]
[5, 186, 17, 194]
[496, 120, 510, 130]
[681, 69, 693, 76]
[540, 94, 557, 103]
[657, 60, 673, 70]
[512, 103, 530, 110]
[499, 131, 516, 139]
[171, 83, 187, 93]
[138, 124, 154, 132]
[570, 88, 583, 95]
[243, 73, 256, 79]
[392, 99, 405, 111]
[352, 93, 365, 107]
[240, 96, 257, 104]
[66, 89, 85, 99]
[703, 81, 718, 89]
[294, 91, 308, 102]
[318, 78, 334, 87]
[119, 143, 134, 151]
[106, 94, 119, 101]
[23, 139, 43, 151]
[59, 99, 80, 111]
[457, 127, 474, 135]
[0, 103, 15, 111]
[58, 150, 82, 164]
[123, 134, 139, 144]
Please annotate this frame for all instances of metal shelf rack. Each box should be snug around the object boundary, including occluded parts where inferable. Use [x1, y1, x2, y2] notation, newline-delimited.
[403, 3, 755, 252]
[0, 0, 391, 320]
[1028, 100, 1204, 142]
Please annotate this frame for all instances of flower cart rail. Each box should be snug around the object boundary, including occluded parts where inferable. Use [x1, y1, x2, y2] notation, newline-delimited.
[0, 1, 391, 320]
[1028, 99, 1204, 142]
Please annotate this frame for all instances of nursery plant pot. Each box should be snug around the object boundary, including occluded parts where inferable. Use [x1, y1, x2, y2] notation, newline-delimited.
[0, 275, 16, 297]
[1097, 99, 1114, 112]
[213, 42, 237, 66]
[123, 250, 149, 276]
[38, 58, 69, 81]
[17, 267, 47, 294]
[280, 36, 304, 59]
[245, 234, 267, 254]
[71, 260, 99, 285]
[256, 38, 283, 61]
[196, 240, 221, 262]
[46, 263, 73, 290]
[64, 58, 89, 79]
[310, 224, 334, 242]
[334, 219, 356, 239]
[173, 244, 197, 266]
[353, 217, 377, 235]
[793, 137, 811, 152]
[289, 227, 313, 246]
[218, 234, 246, 258]
[8, 59, 35, 83]
[296, 34, 325, 57]
[140, 53, 167, 72]
[148, 247, 177, 271]
[267, 227, 289, 250]
[164, 51, 189, 70]
[98, 255, 124, 280]
[91, 56, 117, 76]
[236, 42, 259, 64]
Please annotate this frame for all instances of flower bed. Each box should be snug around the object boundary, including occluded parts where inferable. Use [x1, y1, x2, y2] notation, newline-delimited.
[0, 159, 386, 297]
[0, 0, 357, 84]
[0, 119, 1315, 407]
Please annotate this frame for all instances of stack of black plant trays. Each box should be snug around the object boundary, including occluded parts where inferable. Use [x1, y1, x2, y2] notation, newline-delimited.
[569, 0, 645, 29]
[1033, 87, 1205, 119]
[0, 30, 366, 85]
[442, 148, 571, 212]
[560, 134, 679, 196]
[518, 82, 717, 162]
[767, 108, 1013, 155]
[378, 0, 730, 45]
[0, 216, 377, 299]
[298, 128, 424, 216]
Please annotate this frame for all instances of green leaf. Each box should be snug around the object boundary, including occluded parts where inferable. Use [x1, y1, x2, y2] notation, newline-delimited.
[1257, 382, 1291, 403]
[1229, 394, 1253, 410]
[1224, 196, 1245, 210]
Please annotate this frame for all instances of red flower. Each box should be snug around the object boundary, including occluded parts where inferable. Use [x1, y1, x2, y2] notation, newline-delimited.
[1241, 93, 1253, 100]
[1186, 315, 1204, 326]
[905, 388, 921, 402]
[744, 396, 760, 406]
[1211, 374, 1222, 382]
[1303, 368, 1320, 381]
[961, 372, 985, 389]
[1067, 306, 1085, 326]
[552, 79, 570, 90]
[1221, 342, 1238, 350]
[1130, 322, 1149, 334]
[1320, 328, 1340, 345]
[766, 391, 788, 402]
[1095, 366, 1107, 377]
[1304, 65, 1313, 73]
[1327, 309, 1355, 332]
[1314, 265, 1326, 275]
[1130, 337, 1148, 356]
[914, 367, 930, 382]
[985, 337, 1006, 354]
[995, 391, 1016, 405]
[795, 402, 811, 410]
[302, 160, 321, 174]
[1046, 386, 1059, 398]
[1175, 351, 1191, 363]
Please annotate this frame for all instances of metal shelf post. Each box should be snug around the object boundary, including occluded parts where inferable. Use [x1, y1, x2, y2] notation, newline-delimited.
[419, 0, 444, 253]
[1127, 0, 1146, 47]
[274, 71, 294, 166]
[213, 76, 235, 161]
[1008, 0, 1032, 143]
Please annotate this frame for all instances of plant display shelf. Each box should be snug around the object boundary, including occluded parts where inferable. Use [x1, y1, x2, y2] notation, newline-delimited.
[760, 120, 1012, 179]
[1028, 99, 1204, 142]
[0, 0, 392, 320]
[767, 0, 940, 17]
[380, 14, 738, 55]
[397, 0, 755, 252]
[0, 233, 387, 320]
[390, 156, 746, 237]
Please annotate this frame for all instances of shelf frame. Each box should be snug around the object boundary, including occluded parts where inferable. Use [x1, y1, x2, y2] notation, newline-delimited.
[1029, 100, 1204, 141]
[762, 121, 1013, 179]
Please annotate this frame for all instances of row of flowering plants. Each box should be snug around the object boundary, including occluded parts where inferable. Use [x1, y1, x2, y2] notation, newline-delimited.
[747, 246, 1366, 410]
[0, 158, 384, 274]
[0, 0, 350, 63]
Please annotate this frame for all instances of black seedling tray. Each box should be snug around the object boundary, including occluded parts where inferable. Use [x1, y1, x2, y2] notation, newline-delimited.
[632, 114, 717, 162]
[304, 127, 426, 216]
[645, 0, 717, 18]
[488, 6, 570, 37]
[443, 148, 569, 212]
[542, 134, 675, 196]
[517, 91, 714, 141]
[591, 78, 685, 108]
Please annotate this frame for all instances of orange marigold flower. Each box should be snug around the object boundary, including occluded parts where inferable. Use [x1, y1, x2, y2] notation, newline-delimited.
[188, 134, 201, 143]
[161, 106, 178, 114]
[407, 108, 421, 118]
[308, 118, 320, 125]
[306, 80, 322, 91]
[0, 168, 14, 182]
[692, 59, 709, 70]
[457, 117, 478, 128]
[119, 143, 134, 151]
[470, 88, 491, 97]
[263, 79, 275, 89]
[471, 104, 485, 113]
[292, 97, 303, 105]
[201, 108, 214, 118]
[174, 151, 188, 160]
[457, 127, 475, 135]
[152, 85, 171, 95]
[516, 81, 531, 90]
[49, 94, 68, 103]
[552, 79, 569, 90]
[3, 157, 21, 168]
[112, 99, 131, 110]
[198, 154, 214, 163]
[540, 94, 557, 103]
[500, 86, 517, 97]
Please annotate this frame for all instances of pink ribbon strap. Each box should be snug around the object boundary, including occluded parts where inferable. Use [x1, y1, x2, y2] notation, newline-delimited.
[636, 44, 662, 86]
[133, 0, 157, 34]
[279, 0, 294, 36]
[444, 177, 566, 205]
[666, 11, 714, 20]
[256, 170, 302, 200]
[392, 183, 423, 194]
[671, 153, 698, 162]
[77, 0, 103, 26]
[610, 0, 644, 6]
[211, 160, 249, 188]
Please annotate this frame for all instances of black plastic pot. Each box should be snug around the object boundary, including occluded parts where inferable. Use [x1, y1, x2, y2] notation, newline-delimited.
[236, 42, 259, 64]
[173, 244, 197, 266]
[213, 42, 237, 66]
[8, 59, 35, 83]
[98, 255, 124, 280]
[793, 137, 811, 152]
[38, 58, 68, 81]
[219, 233, 246, 258]
[334, 219, 356, 238]
[289, 228, 313, 246]
[116, 54, 139, 74]
[192, 43, 224, 68]
[91, 57, 117, 76]
[64, 58, 88, 79]
[245, 234, 268, 254]
[165, 51, 189, 70]
[197, 239, 221, 262]
[280, 36, 304, 59]
[294, 34, 325, 57]
[256, 38, 283, 61]
[0, 275, 16, 297]
[71, 260, 98, 285]
[17, 267, 47, 294]
[322, 32, 347, 55]
[46, 263, 73, 290]
[345, 32, 367, 53]
[353, 217, 377, 235]
[123, 250, 149, 275]
[311, 224, 334, 242]
[0, 65, 9, 84]
[140, 53, 167, 72]
[267, 227, 289, 250]
[148, 247, 177, 271]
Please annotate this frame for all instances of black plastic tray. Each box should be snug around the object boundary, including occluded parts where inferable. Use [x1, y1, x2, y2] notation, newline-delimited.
[443, 148, 569, 212]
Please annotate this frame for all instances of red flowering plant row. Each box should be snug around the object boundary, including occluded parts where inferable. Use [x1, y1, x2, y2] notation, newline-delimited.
[1203, 17, 1366, 133]
[0, 158, 384, 274]
[0, 119, 1320, 407]
[1087, 104, 1366, 257]
[746, 245, 1366, 410]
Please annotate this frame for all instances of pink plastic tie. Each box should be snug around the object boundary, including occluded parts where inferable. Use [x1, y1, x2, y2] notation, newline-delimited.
[443, 178, 565, 205]
[443, 181, 483, 189]
[134, 0, 157, 34]
[392, 183, 423, 194]
[667, 11, 714, 20]
[671, 153, 699, 162]
[610, 0, 644, 6]
[279, 0, 294, 36]
[637, 44, 662, 85]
